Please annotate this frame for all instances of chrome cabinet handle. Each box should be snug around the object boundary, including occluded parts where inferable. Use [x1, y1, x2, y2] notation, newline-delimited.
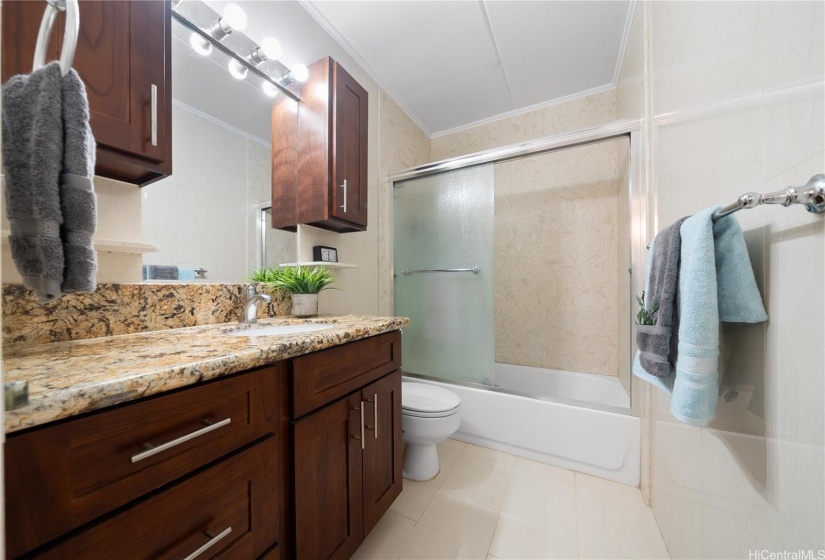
[359, 400, 365, 450]
[372, 394, 378, 439]
[150, 84, 158, 147]
[182, 527, 232, 560]
[130, 417, 231, 463]
[340, 179, 347, 213]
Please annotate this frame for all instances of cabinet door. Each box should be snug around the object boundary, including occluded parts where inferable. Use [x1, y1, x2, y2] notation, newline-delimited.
[361, 370, 403, 534]
[293, 393, 364, 560]
[331, 62, 368, 228]
[1, 0, 172, 186]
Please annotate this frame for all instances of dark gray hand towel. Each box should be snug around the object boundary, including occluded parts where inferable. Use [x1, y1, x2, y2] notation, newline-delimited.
[2, 62, 65, 302]
[60, 68, 98, 293]
[637, 216, 689, 376]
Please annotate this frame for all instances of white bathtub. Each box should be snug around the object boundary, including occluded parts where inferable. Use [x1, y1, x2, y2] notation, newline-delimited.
[493, 362, 631, 409]
[403, 370, 641, 486]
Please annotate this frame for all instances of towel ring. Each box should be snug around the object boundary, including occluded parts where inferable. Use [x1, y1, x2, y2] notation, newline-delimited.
[32, 0, 79, 77]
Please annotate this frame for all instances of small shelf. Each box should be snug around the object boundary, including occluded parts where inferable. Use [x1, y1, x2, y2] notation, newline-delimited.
[1, 231, 158, 255]
[278, 261, 357, 269]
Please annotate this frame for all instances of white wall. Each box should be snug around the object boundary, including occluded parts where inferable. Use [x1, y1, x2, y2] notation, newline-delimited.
[647, 2, 824, 557]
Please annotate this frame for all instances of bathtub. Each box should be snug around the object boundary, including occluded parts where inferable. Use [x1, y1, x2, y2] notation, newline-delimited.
[403, 366, 640, 486]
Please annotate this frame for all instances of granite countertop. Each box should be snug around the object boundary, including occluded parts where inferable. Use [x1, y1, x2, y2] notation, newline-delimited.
[3, 315, 409, 434]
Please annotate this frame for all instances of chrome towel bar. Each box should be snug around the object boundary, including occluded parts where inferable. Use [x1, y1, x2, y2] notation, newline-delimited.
[712, 174, 825, 220]
[398, 267, 480, 276]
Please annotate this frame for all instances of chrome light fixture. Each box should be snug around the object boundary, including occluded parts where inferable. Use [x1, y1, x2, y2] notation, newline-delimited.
[172, 0, 302, 101]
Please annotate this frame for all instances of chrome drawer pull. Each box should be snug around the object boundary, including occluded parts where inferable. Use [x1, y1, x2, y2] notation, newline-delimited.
[340, 179, 347, 213]
[130, 417, 231, 463]
[374, 393, 378, 439]
[182, 527, 232, 560]
[150, 83, 158, 147]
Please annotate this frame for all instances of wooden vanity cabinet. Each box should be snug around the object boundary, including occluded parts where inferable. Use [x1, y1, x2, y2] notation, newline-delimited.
[290, 331, 403, 560]
[4, 364, 282, 559]
[271, 56, 369, 233]
[1, 0, 172, 186]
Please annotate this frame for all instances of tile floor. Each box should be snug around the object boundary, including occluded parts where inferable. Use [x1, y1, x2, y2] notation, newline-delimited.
[353, 440, 669, 560]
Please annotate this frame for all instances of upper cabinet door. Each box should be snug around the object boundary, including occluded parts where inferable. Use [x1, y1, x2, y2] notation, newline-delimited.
[331, 63, 368, 228]
[1, 0, 172, 186]
[272, 56, 369, 233]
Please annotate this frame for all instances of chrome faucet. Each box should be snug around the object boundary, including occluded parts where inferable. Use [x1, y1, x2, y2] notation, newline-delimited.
[239, 284, 271, 324]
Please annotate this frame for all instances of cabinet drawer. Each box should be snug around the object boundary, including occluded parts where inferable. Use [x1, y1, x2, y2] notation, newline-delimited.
[291, 331, 401, 418]
[36, 436, 278, 559]
[6, 365, 281, 558]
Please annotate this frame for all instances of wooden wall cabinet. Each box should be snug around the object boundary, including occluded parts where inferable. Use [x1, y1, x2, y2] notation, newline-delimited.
[2, 0, 172, 186]
[271, 56, 369, 233]
[290, 332, 403, 560]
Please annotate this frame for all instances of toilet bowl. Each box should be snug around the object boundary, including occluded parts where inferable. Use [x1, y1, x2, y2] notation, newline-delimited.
[401, 382, 461, 481]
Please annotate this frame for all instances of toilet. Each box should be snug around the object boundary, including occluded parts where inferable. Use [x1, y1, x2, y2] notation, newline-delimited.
[401, 382, 461, 481]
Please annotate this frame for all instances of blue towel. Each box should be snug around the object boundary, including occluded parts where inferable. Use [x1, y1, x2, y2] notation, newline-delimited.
[633, 207, 768, 426]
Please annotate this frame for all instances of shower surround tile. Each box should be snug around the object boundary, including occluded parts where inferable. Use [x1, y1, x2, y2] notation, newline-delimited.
[494, 141, 622, 377]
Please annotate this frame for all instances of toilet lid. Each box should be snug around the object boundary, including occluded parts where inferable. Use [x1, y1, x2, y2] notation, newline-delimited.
[402, 382, 461, 414]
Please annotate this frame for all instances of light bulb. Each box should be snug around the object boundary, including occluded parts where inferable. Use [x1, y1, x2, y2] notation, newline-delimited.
[291, 64, 309, 83]
[222, 3, 247, 32]
[260, 37, 281, 60]
[190, 33, 212, 56]
[262, 81, 279, 98]
[228, 59, 248, 80]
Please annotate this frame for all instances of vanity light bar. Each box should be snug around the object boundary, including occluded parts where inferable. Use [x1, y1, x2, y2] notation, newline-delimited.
[171, 0, 303, 102]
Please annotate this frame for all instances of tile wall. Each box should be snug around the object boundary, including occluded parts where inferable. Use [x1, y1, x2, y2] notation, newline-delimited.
[647, 2, 825, 557]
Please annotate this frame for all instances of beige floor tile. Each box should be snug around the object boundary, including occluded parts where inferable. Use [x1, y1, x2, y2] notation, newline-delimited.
[506, 459, 577, 530]
[391, 445, 463, 521]
[576, 473, 669, 559]
[490, 515, 578, 559]
[513, 456, 576, 485]
[578, 539, 631, 559]
[441, 444, 517, 511]
[395, 491, 499, 560]
[352, 511, 416, 560]
[439, 438, 468, 452]
[487, 556, 501, 559]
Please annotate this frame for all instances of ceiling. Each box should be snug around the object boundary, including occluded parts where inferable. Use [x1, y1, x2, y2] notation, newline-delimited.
[170, 1, 634, 143]
[303, 0, 634, 137]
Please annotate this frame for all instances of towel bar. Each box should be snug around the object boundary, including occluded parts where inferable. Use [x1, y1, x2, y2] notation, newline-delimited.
[33, 0, 79, 77]
[712, 174, 825, 220]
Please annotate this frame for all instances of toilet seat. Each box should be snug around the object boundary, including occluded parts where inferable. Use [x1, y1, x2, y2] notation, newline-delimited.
[402, 382, 461, 418]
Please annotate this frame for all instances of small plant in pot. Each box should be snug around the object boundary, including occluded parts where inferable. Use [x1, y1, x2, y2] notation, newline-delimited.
[250, 266, 335, 318]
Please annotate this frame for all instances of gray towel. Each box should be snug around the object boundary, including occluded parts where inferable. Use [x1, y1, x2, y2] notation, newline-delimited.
[2, 62, 97, 302]
[637, 216, 689, 376]
[142, 265, 179, 281]
[60, 68, 98, 293]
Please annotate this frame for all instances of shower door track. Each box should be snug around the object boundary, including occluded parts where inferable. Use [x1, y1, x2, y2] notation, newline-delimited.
[388, 117, 643, 182]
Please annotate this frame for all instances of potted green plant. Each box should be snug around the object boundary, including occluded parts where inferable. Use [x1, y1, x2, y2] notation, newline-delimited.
[250, 266, 335, 318]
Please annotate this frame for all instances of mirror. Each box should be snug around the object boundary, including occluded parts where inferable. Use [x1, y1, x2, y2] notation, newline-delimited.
[140, 6, 297, 283]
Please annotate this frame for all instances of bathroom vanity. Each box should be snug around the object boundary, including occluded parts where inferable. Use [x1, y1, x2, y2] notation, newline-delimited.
[3, 318, 406, 560]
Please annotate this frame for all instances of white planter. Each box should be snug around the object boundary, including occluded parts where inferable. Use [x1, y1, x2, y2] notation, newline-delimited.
[291, 294, 319, 317]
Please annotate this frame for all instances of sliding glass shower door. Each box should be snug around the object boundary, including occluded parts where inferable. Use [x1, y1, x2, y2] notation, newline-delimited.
[393, 164, 495, 385]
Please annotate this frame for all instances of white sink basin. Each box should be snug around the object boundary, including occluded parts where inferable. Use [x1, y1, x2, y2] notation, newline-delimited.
[227, 323, 336, 337]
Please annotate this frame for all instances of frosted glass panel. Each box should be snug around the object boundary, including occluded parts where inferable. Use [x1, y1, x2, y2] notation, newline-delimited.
[393, 164, 494, 385]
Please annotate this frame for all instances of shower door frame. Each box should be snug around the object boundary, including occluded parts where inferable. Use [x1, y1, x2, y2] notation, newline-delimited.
[389, 118, 649, 418]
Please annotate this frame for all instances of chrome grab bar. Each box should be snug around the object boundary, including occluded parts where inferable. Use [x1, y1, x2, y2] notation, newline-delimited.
[33, 0, 79, 77]
[399, 266, 480, 276]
